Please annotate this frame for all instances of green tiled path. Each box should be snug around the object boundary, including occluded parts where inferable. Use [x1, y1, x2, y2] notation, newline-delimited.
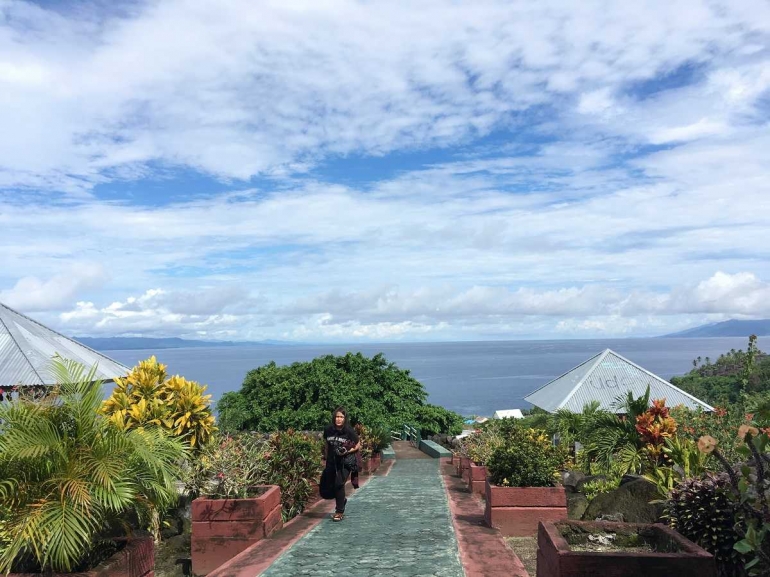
[261, 459, 464, 577]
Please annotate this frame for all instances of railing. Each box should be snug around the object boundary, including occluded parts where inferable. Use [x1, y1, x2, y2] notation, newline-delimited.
[390, 424, 422, 447]
[403, 424, 421, 447]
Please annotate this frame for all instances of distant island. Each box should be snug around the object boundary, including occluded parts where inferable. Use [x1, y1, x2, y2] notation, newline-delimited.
[662, 319, 770, 338]
[74, 336, 294, 350]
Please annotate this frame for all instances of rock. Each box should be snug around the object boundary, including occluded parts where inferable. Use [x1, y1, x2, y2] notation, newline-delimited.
[575, 475, 606, 494]
[582, 478, 664, 524]
[161, 517, 182, 539]
[163, 533, 190, 552]
[619, 474, 645, 486]
[596, 513, 624, 522]
[562, 470, 586, 492]
[567, 492, 589, 520]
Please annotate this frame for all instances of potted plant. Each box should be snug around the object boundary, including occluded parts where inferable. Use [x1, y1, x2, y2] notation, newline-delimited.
[484, 427, 569, 536]
[463, 428, 504, 496]
[184, 433, 281, 576]
[0, 358, 186, 576]
[355, 423, 387, 474]
[537, 520, 716, 577]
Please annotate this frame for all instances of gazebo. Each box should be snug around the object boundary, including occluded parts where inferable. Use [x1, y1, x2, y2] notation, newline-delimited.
[524, 348, 713, 413]
[0, 302, 129, 400]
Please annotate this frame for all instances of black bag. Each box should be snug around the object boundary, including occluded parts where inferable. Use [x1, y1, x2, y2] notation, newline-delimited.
[319, 465, 337, 499]
[342, 452, 358, 472]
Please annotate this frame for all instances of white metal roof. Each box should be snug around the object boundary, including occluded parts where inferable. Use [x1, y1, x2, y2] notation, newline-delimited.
[493, 409, 524, 419]
[524, 348, 713, 413]
[0, 302, 129, 386]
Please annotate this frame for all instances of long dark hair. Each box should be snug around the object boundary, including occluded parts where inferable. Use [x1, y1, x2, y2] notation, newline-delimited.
[331, 405, 348, 429]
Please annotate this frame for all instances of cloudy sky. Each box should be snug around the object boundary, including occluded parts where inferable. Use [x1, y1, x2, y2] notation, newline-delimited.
[1, 0, 769, 342]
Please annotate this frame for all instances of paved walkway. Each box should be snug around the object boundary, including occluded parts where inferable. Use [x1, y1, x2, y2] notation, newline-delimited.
[260, 458, 465, 577]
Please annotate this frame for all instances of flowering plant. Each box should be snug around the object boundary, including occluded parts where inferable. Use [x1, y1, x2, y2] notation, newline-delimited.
[182, 433, 269, 499]
[460, 429, 504, 465]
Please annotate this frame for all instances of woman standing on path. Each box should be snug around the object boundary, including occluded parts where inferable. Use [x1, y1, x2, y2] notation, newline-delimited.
[323, 406, 361, 521]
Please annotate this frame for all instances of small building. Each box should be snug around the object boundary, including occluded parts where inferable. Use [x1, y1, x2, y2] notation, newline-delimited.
[0, 302, 129, 397]
[493, 408, 524, 419]
[524, 348, 713, 413]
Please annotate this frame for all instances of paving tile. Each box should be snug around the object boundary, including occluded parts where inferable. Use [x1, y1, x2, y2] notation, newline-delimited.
[261, 459, 464, 577]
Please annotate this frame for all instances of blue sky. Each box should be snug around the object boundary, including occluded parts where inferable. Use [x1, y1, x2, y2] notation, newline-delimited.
[1, 0, 769, 342]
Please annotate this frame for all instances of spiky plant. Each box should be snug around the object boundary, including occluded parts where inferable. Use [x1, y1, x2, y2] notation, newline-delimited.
[0, 356, 187, 573]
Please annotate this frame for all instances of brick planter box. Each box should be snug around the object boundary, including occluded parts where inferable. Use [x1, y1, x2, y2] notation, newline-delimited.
[362, 452, 382, 475]
[458, 456, 471, 479]
[537, 520, 716, 577]
[192, 485, 283, 576]
[467, 463, 487, 496]
[9, 533, 154, 577]
[484, 480, 567, 536]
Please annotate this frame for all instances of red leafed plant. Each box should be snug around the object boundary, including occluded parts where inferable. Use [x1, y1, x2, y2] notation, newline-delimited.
[635, 398, 677, 462]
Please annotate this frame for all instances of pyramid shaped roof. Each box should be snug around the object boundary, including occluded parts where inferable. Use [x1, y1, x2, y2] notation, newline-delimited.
[0, 302, 129, 387]
[524, 349, 713, 413]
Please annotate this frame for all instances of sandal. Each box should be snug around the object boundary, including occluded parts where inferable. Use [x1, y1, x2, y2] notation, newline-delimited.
[332, 512, 344, 522]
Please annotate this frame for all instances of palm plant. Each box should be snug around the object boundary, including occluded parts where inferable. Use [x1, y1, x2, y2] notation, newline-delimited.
[549, 401, 604, 448]
[580, 386, 651, 474]
[0, 356, 187, 573]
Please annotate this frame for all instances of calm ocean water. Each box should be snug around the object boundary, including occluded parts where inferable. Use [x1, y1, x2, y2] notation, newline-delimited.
[106, 337, 760, 417]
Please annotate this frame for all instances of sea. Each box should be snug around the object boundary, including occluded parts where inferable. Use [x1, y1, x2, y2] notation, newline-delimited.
[106, 337, 760, 417]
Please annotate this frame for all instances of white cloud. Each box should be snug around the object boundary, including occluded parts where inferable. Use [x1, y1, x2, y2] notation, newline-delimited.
[58, 288, 252, 338]
[1, 0, 770, 341]
[1, 0, 769, 191]
[37, 271, 770, 340]
[0, 263, 107, 311]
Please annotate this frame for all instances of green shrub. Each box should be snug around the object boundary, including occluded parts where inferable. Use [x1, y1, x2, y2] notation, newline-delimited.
[263, 430, 323, 520]
[581, 477, 619, 503]
[666, 473, 744, 576]
[487, 428, 567, 487]
[414, 404, 464, 436]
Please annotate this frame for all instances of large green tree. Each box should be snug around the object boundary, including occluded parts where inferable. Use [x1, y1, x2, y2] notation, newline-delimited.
[217, 352, 463, 435]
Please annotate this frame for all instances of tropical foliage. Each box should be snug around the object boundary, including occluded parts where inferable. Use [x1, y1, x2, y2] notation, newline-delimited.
[487, 426, 568, 487]
[354, 423, 391, 460]
[0, 357, 186, 573]
[216, 352, 462, 435]
[666, 473, 744, 575]
[696, 416, 770, 576]
[182, 433, 270, 500]
[101, 355, 217, 448]
[183, 430, 323, 521]
[671, 335, 769, 406]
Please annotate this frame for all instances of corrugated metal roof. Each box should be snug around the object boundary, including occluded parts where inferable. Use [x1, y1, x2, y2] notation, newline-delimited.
[0, 302, 129, 387]
[524, 349, 713, 413]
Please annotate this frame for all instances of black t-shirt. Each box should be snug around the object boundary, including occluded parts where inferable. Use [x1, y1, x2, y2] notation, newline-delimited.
[324, 424, 359, 458]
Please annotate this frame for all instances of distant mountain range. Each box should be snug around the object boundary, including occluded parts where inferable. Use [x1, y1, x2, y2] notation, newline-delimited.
[662, 319, 770, 338]
[74, 336, 294, 350]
